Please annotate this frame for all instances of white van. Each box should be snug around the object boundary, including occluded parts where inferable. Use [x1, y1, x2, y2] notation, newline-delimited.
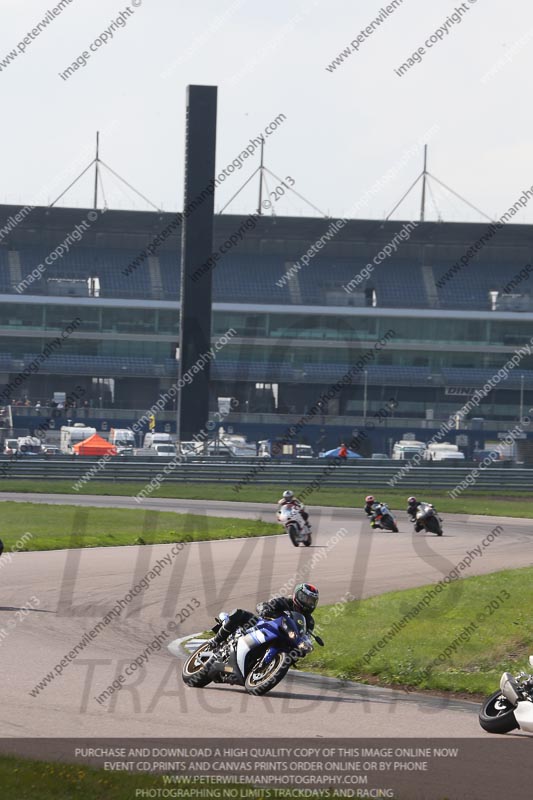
[295, 444, 314, 459]
[392, 440, 426, 460]
[425, 443, 465, 461]
[143, 432, 172, 449]
[3, 438, 18, 456]
[109, 428, 135, 454]
[60, 424, 97, 454]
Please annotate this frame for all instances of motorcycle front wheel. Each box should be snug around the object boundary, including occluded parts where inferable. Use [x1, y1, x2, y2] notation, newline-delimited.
[383, 515, 398, 533]
[287, 523, 300, 547]
[479, 690, 518, 734]
[244, 652, 292, 696]
[425, 516, 443, 536]
[182, 641, 216, 688]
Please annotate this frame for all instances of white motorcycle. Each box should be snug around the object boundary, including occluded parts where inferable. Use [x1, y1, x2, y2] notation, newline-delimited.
[414, 502, 443, 536]
[479, 656, 533, 734]
[277, 504, 312, 547]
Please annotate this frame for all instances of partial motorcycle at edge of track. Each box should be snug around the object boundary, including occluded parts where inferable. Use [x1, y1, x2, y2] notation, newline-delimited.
[479, 656, 533, 734]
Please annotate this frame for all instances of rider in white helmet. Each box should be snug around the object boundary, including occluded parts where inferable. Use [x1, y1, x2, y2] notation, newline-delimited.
[278, 490, 311, 532]
[407, 496, 436, 532]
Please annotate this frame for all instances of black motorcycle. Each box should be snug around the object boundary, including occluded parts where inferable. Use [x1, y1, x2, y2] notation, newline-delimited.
[370, 502, 399, 532]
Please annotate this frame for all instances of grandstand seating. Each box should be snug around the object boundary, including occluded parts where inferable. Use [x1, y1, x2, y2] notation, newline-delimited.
[0, 349, 529, 388]
[2, 241, 532, 312]
[16, 247, 154, 298]
[213, 254, 289, 304]
[0, 248, 12, 292]
[21, 353, 167, 377]
[432, 261, 511, 310]
[441, 366, 529, 388]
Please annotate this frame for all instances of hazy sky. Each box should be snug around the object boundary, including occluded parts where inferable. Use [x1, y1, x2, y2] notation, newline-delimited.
[1, 0, 532, 223]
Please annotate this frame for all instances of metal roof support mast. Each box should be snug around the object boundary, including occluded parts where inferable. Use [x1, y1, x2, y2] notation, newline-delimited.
[257, 137, 264, 215]
[49, 132, 161, 211]
[420, 144, 427, 222]
[220, 137, 328, 217]
[93, 131, 100, 210]
[384, 144, 494, 223]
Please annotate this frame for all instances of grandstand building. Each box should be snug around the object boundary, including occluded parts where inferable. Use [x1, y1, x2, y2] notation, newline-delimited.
[1, 202, 533, 452]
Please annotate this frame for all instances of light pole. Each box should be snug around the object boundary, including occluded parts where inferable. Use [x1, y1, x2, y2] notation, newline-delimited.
[363, 369, 368, 421]
[520, 374, 524, 422]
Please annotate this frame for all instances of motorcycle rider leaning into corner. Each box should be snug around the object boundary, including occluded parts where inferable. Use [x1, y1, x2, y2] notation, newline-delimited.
[278, 490, 311, 532]
[407, 496, 437, 532]
[364, 495, 385, 528]
[209, 583, 319, 648]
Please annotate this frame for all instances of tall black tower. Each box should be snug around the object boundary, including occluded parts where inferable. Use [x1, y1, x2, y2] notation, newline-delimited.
[177, 85, 218, 441]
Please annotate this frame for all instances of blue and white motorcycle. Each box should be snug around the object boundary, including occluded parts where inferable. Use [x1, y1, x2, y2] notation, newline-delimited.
[181, 610, 324, 696]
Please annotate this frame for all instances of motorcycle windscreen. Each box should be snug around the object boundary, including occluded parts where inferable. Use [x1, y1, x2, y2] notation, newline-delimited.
[291, 611, 307, 634]
[500, 671, 520, 703]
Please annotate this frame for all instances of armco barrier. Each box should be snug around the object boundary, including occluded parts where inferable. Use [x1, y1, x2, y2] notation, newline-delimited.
[0, 457, 532, 490]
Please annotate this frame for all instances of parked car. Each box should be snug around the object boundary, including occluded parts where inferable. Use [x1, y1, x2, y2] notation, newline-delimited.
[206, 443, 233, 457]
[472, 449, 501, 463]
[153, 444, 177, 457]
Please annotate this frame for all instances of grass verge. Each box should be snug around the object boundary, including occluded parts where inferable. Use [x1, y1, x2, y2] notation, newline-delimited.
[305, 567, 533, 696]
[0, 502, 277, 552]
[0, 755, 157, 800]
[0, 755, 289, 800]
[1, 480, 533, 517]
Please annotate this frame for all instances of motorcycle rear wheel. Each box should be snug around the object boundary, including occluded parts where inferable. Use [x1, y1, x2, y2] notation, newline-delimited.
[244, 652, 292, 696]
[479, 690, 518, 734]
[182, 641, 216, 688]
[303, 532, 312, 546]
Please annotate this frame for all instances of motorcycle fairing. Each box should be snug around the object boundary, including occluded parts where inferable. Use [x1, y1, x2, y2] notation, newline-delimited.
[417, 503, 434, 519]
[514, 701, 533, 731]
[278, 507, 303, 528]
[235, 618, 287, 677]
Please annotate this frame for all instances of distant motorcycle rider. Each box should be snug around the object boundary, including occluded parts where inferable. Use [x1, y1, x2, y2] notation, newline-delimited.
[209, 583, 319, 647]
[278, 490, 311, 532]
[364, 495, 384, 528]
[407, 496, 436, 532]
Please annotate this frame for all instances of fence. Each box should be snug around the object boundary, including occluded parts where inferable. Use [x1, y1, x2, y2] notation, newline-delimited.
[0, 457, 531, 490]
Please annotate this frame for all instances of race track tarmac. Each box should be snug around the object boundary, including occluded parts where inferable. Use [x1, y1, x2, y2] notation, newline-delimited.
[1, 493, 531, 738]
